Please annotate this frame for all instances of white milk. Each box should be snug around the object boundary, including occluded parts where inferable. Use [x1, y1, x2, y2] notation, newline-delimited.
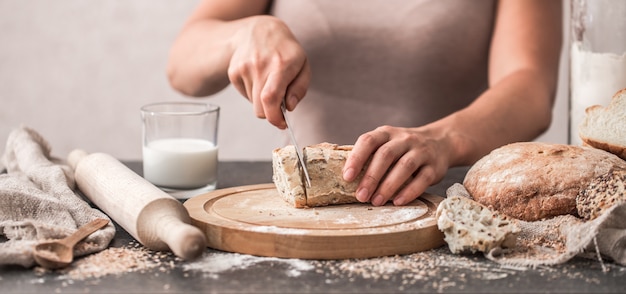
[570, 41, 626, 145]
[143, 138, 218, 189]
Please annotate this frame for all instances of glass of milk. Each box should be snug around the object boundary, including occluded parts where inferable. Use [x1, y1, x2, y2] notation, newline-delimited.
[141, 102, 219, 199]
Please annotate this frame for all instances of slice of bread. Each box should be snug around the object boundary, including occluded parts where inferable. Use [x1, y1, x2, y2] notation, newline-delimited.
[577, 168, 626, 220]
[272, 145, 306, 208]
[436, 195, 520, 254]
[579, 88, 626, 160]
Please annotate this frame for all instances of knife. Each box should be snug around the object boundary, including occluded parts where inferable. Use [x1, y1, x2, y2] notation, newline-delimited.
[281, 102, 312, 187]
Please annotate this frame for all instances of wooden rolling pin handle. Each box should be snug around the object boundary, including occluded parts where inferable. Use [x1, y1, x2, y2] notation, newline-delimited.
[67, 148, 88, 170]
[153, 215, 206, 260]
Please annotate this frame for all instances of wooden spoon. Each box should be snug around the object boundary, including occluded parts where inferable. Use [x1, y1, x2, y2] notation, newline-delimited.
[33, 218, 109, 269]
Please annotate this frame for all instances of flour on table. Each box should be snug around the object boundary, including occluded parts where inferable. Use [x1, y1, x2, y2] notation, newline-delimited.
[183, 252, 314, 279]
[249, 225, 309, 234]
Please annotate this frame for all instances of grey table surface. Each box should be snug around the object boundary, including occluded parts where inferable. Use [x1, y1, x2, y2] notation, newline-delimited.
[2, 161, 626, 294]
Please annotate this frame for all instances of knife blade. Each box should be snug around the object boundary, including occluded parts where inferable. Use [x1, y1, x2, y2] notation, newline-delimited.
[281, 102, 312, 187]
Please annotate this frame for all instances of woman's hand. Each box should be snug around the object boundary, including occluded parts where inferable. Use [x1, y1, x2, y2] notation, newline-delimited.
[342, 125, 453, 206]
[228, 16, 311, 129]
[168, 0, 310, 129]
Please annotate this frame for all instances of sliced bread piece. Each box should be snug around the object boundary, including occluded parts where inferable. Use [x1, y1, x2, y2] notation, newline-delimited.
[436, 195, 520, 254]
[272, 145, 306, 208]
[579, 88, 626, 160]
[577, 168, 626, 220]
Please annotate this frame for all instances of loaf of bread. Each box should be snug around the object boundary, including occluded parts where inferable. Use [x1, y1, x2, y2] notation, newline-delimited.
[577, 168, 626, 220]
[463, 142, 626, 221]
[579, 88, 626, 160]
[436, 194, 520, 254]
[272, 143, 365, 207]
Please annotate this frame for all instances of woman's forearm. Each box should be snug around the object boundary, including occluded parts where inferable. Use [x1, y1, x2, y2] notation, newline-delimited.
[428, 67, 558, 167]
[437, 0, 563, 166]
[167, 19, 243, 97]
[166, 0, 271, 97]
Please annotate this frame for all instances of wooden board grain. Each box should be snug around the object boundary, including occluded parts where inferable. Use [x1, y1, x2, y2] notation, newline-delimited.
[183, 183, 445, 259]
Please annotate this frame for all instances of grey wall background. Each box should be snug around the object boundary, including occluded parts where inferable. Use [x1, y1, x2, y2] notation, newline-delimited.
[0, 0, 569, 162]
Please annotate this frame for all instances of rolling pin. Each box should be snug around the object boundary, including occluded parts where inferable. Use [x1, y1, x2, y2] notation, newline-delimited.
[67, 149, 206, 260]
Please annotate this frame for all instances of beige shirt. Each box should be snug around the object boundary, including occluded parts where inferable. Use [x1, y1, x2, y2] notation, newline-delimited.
[271, 0, 496, 146]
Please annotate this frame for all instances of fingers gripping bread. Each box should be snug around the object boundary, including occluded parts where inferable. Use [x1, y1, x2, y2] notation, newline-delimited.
[436, 195, 520, 254]
[272, 143, 365, 208]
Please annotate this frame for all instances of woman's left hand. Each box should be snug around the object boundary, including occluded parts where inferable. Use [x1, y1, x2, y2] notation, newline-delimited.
[342, 125, 452, 206]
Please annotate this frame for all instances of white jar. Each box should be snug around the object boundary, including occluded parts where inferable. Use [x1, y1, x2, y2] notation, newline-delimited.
[570, 0, 626, 145]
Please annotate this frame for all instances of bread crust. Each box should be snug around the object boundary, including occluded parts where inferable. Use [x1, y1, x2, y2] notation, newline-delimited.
[581, 137, 626, 161]
[577, 168, 626, 220]
[463, 142, 626, 221]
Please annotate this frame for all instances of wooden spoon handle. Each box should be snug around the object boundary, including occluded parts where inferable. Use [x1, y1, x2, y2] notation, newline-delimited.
[61, 218, 110, 247]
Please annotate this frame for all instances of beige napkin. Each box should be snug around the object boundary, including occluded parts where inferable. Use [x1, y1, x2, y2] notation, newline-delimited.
[447, 183, 626, 268]
[0, 126, 115, 267]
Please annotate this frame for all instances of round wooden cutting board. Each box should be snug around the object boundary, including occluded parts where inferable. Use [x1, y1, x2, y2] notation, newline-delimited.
[183, 183, 445, 259]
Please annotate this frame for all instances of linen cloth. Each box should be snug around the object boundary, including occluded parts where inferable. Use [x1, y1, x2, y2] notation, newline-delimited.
[0, 127, 114, 267]
[446, 183, 626, 268]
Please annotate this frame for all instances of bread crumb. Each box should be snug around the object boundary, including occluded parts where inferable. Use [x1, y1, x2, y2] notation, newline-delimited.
[34, 241, 177, 281]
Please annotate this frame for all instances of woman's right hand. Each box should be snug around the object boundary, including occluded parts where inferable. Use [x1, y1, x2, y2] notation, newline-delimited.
[228, 16, 311, 129]
[168, 0, 310, 129]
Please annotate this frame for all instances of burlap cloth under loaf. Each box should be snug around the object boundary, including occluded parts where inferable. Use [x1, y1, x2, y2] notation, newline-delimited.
[447, 183, 626, 268]
[0, 127, 115, 267]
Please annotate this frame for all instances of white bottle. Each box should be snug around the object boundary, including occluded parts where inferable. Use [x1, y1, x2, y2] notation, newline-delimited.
[570, 0, 626, 145]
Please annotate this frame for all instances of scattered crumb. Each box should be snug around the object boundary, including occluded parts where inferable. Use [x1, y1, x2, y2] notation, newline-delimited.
[34, 241, 177, 281]
[26, 239, 622, 292]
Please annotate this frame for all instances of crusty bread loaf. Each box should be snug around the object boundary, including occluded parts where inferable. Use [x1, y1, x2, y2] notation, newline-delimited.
[463, 142, 626, 221]
[436, 195, 520, 254]
[577, 168, 626, 220]
[272, 145, 306, 208]
[579, 88, 626, 160]
[272, 143, 366, 208]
